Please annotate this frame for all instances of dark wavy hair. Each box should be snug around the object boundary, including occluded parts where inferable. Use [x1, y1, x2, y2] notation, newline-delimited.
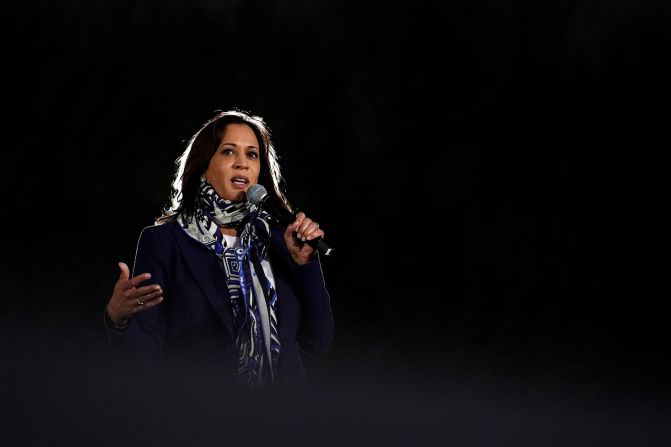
[156, 109, 291, 224]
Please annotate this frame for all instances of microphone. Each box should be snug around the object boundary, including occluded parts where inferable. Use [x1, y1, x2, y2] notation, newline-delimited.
[247, 184, 335, 257]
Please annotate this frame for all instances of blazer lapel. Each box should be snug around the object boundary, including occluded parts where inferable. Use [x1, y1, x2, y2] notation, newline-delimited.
[171, 224, 235, 340]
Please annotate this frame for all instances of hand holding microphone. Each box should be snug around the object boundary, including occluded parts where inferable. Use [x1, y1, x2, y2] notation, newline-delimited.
[247, 184, 335, 260]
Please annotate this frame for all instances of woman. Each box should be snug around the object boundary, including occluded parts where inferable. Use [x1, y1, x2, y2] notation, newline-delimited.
[104, 109, 334, 387]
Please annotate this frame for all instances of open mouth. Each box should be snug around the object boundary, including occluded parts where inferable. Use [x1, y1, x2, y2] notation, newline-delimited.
[231, 176, 249, 186]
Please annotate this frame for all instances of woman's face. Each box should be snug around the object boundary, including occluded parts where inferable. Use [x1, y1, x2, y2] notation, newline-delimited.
[204, 123, 262, 202]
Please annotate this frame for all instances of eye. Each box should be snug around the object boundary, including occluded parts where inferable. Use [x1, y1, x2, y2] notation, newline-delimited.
[247, 151, 259, 159]
[221, 148, 235, 156]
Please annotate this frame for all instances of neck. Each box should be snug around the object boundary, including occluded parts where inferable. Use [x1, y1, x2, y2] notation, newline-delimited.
[220, 227, 238, 237]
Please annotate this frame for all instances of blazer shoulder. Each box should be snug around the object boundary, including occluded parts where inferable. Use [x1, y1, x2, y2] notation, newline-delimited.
[132, 222, 184, 257]
[137, 220, 183, 240]
[139, 220, 177, 234]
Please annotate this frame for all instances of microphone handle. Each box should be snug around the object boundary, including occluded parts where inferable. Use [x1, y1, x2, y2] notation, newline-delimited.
[289, 209, 335, 257]
[306, 236, 335, 257]
[261, 197, 335, 257]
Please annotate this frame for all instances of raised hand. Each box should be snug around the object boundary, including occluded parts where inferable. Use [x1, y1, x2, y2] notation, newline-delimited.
[106, 262, 163, 325]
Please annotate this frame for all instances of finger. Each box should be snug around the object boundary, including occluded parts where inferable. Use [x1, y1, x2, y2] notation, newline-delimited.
[128, 272, 152, 289]
[288, 212, 306, 232]
[118, 262, 130, 282]
[296, 217, 316, 240]
[128, 284, 162, 300]
[303, 219, 322, 238]
[305, 227, 325, 241]
[123, 284, 163, 308]
[131, 295, 164, 314]
[133, 284, 162, 296]
[142, 295, 164, 308]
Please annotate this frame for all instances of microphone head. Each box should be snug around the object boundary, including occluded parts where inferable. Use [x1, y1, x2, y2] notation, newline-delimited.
[246, 184, 269, 206]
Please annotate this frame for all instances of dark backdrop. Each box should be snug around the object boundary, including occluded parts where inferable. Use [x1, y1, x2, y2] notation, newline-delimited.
[2, 1, 670, 445]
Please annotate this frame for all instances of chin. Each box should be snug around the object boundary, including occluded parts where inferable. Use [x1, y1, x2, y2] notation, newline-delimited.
[230, 191, 246, 202]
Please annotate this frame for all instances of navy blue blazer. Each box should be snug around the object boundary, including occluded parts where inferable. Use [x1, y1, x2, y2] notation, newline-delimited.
[106, 220, 334, 384]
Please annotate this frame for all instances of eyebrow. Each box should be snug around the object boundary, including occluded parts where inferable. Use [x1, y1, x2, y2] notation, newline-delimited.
[221, 143, 259, 150]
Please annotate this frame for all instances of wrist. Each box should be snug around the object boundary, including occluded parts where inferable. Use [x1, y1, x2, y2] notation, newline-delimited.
[113, 318, 130, 329]
[105, 307, 130, 329]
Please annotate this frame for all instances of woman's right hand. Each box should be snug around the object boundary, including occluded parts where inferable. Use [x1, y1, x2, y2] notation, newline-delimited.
[106, 262, 163, 325]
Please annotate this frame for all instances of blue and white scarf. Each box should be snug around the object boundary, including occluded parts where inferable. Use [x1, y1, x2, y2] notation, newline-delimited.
[177, 178, 281, 386]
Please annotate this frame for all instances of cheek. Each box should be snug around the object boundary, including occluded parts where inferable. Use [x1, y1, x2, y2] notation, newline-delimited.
[204, 158, 217, 176]
[252, 162, 262, 180]
[206, 158, 230, 180]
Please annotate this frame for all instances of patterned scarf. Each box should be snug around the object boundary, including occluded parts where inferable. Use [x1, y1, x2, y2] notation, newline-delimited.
[177, 178, 281, 386]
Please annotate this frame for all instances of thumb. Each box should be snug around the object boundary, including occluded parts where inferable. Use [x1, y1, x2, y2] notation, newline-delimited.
[117, 262, 130, 281]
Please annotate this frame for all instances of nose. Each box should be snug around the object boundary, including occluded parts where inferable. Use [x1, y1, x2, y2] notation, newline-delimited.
[233, 154, 248, 169]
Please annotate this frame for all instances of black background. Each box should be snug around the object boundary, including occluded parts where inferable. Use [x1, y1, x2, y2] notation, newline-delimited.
[2, 1, 671, 445]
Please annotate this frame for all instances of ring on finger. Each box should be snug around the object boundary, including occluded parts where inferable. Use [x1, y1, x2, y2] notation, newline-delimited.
[136, 298, 145, 306]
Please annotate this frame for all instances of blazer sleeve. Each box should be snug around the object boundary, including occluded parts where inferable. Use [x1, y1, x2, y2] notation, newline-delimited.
[105, 225, 170, 368]
[290, 255, 335, 356]
[269, 227, 334, 355]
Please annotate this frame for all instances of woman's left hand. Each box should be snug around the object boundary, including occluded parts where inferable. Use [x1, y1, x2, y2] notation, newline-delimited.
[284, 212, 324, 265]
